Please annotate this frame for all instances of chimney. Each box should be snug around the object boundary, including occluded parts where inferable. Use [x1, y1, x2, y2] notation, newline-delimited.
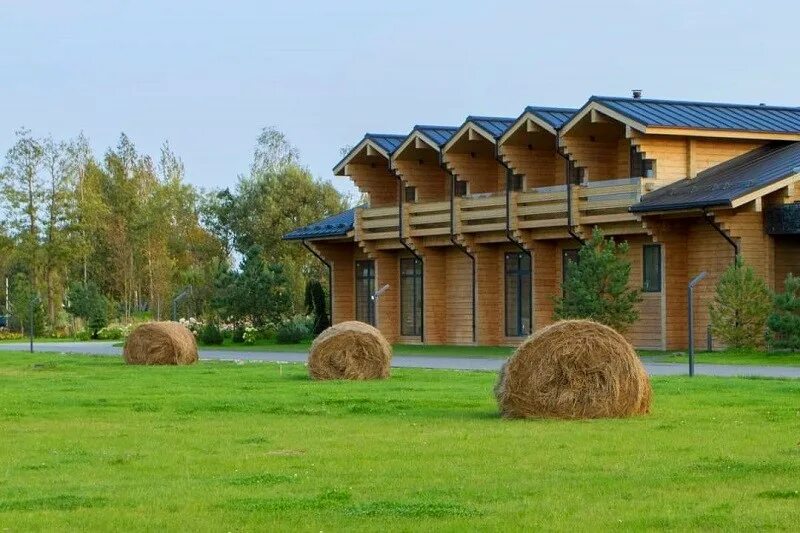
[632, 89, 643, 99]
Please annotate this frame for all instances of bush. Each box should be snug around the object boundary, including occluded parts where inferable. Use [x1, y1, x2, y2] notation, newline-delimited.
[305, 280, 330, 335]
[232, 326, 246, 343]
[553, 228, 641, 332]
[276, 316, 310, 344]
[74, 329, 92, 341]
[243, 326, 259, 345]
[97, 325, 128, 340]
[0, 328, 23, 341]
[709, 257, 772, 349]
[767, 274, 800, 350]
[199, 322, 224, 345]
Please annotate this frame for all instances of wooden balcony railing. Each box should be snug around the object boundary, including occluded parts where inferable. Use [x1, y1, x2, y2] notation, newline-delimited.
[577, 177, 655, 225]
[356, 206, 399, 240]
[516, 185, 569, 229]
[458, 194, 506, 233]
[407, 201, 451, 237]
[354, 178, 658, 243]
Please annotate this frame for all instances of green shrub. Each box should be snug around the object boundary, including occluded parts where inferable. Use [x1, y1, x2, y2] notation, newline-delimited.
[97, 325, 126, 340]
[199, 322, 224, 345]
[74, 329, 92, 341]
[767, 274, 800, 350]
[232, 326, 246, 344]
[553, 228, 641, 332]
[709, 257, 772, 349]
[276, 317, 309, 344]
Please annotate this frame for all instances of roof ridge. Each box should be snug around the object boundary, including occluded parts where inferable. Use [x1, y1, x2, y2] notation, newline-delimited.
[364, 133, 407, 139]
[466, 115, 516, 122]
[591, 95, 800, 111]
[525, 106, 579, 113]
[414, 124, 459, 130]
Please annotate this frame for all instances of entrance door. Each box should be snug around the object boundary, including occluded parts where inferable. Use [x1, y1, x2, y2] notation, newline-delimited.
[400, 258, 422, 336]
[355, 260, 375, 325]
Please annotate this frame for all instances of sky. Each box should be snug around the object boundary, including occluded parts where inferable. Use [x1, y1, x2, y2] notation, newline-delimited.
[2, 0, 800, 199]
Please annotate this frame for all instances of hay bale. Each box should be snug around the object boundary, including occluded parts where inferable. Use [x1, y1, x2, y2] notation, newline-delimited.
[308, 321, 391, 380]
[495, 319, 651, 419]
[123, 321, 198, 365]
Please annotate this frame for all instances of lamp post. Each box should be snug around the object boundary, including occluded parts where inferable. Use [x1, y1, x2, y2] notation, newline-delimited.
[687, 272, 708, 377]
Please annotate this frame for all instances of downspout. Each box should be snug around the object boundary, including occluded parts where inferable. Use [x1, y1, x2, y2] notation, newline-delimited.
[389, 161, 425, 342]
[702, 208, 740, 258]
[439, 153, 477, 344]
[554, 136, 585, 246]
[301, 240, 333, 323]
[494, 145, 533, 334]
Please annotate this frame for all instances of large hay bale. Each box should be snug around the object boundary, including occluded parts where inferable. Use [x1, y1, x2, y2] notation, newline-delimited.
[123, 321, 198, 365]
[495, 319, 651, 419]
[308, 321, 391, 380]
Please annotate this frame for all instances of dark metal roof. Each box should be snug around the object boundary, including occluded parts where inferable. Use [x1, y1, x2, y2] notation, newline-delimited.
[765, 204, 800, 235]
[413, 125, 459, 148]
[364, 133, 406, 154]
[283, 208, 356, 240]
[525, 106, 578, 129]
[631, 142, 800, 213]
[467, 116, 516, 139]
[592, 96, 800, 133]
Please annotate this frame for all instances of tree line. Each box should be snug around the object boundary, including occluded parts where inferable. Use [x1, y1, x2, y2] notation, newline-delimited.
[0, 127, 348, 336]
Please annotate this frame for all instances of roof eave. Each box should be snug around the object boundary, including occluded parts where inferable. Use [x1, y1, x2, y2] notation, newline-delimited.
[498, 110, 558, 146]
[332, 138, 390, 176]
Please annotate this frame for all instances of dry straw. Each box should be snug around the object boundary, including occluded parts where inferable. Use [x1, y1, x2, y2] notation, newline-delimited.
[123, 321, 198, 365]
[308, 321, 392, 380]
[495, 319, 651, 419]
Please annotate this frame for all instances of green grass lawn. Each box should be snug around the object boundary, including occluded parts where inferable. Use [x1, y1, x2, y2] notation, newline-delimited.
[1, 352, 799, 530]
[648, 349, 800, 367]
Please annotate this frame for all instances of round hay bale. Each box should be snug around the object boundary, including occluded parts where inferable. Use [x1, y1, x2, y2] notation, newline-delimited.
[308, 321, 391, 380]
[123, 321, 198, 365]
[495, 319, 651, 419]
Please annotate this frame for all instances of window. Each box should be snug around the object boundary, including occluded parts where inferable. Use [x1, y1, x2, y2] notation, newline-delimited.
[630, 145, 656, 178]
[643, 244, 662, 292]
[507, 168, 523, 191]
[454, 180, 468, 197]
[400, 258, 422, 336]
[565, 159, 585, 185]
[505, 253, 532, 337]
[355, 260, 375, 325]
[404, 185, 417, 203]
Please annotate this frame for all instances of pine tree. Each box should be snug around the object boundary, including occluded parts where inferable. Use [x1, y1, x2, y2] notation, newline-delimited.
[767, 274, 800, 350]
[304, 279, 330, 335]
[709, 257, 772, 349]
[553, 228, 641, 332]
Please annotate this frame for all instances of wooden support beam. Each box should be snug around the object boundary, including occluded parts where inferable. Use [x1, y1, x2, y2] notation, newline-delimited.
[590, 109, 612, 123]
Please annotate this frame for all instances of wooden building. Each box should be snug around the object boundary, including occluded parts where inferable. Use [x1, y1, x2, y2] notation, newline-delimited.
[285, 96, 800, 350]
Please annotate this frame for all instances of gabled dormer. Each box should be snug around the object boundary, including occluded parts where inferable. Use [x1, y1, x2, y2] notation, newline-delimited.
[442, 116, 515, 195]
[498, 106, 577, 189]
[333, 133, 406, 207]
[392, 126, 458, 202]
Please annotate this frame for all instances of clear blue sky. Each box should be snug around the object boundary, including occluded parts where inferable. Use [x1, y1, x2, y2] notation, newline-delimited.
[2, 0, 799, 199]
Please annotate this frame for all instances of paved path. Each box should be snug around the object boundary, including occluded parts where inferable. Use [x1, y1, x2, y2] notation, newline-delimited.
[1, 341, 800, 378]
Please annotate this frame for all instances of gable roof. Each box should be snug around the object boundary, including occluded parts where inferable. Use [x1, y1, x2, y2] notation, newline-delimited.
[499, 106, 579, 144]
[333, 133, 406, 175]
[442, 115, 515, 152]
[283, 208, 356, 241]
[414, 125, 459, 148]
[524, 106, 578, 130]
[592, 96, 800, 133]
[631, 142, 800, 213]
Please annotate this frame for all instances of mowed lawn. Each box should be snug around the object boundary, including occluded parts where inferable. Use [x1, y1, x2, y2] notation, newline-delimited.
[1, 354, 799, 531]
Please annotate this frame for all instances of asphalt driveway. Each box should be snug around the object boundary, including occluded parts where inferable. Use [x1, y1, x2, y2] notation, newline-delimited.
[1, 340, 800, 378]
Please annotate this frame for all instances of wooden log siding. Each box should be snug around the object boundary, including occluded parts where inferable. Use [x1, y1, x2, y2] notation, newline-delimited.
[346, 163, 397, 208]
[374, 251, 400, 343]
[474, 245, 504, 345]
[633, 136, 765, 182]
[312, 242, 360, 324]
[774, 236, 800, 292]
[561, 137, 630, 181]
[421, 247, 446, 344]
[445, 248, 475, 345]
[393, 160, 449, 202]
[444, 153, 506, 193]
[501, 145, 564, 188]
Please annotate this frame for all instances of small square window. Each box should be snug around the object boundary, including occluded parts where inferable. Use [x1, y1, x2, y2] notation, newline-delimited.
[643, 244, 662, 292]
[404, 186, 417, 203]
[454, 180, 468, 197]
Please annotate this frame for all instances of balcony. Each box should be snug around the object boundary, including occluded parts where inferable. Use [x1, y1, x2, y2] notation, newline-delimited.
[354, 177, 657, 245]
[356, 206, 399, 241]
